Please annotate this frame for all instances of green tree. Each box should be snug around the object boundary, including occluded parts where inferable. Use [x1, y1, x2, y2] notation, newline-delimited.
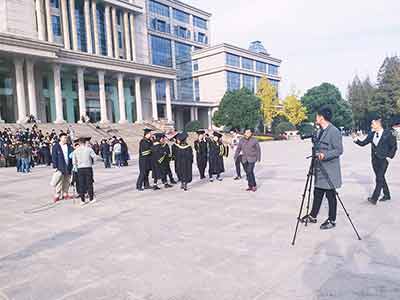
[282, 94, 307, 126]
[348, 76, 374, 130]
[213, 88, 261, 130]
[256, 76, 279, 131]
[369, 56, 400, 123]
[301, 82, 353, 128]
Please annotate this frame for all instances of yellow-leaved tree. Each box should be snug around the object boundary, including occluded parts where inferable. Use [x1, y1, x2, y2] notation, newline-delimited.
[283, 94, 307, 126]
[256, 76, 279, 131]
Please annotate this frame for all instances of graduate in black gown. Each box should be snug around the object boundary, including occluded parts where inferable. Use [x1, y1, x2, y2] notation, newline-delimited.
[161, 135, 177, 184]
[136, 129, 153, 191]
[194, 130, 208, 179]
[170, 133, 181, 182]
[208, 131, 229, 182]
[175, 132, 193, 191]
[151, 133, 173, 190]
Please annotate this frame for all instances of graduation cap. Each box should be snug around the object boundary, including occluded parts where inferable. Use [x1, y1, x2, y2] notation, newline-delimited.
[368, 112, 382, 123]
[196, 130, 206, 135]
[213, 131, 222, 138]
[177, 132, 188, 141]
[154, 133, 166, 141]
[168, 132, 179, 140]
[143, 128, 153, 134]
[390, 115, 400, 127]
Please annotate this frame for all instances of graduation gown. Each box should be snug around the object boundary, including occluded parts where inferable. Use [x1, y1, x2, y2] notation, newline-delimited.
[175, 143, 193, 183]
[208, 141, 229, 175]
[151, 142, 168, 181]
[138, 138, 153, 172]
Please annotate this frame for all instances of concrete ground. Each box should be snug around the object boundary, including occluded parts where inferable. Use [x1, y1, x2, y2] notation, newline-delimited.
[1, 138, 400, 300]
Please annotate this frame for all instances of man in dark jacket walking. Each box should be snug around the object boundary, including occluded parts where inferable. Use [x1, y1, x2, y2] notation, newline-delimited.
[52, 133, 73, 202]
[353, 115, 397, 204]
[234, 129, 261, 192]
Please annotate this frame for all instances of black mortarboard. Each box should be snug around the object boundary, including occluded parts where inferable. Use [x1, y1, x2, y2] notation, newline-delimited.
[368, 112, 382, 122]
[390, 115, 400, 126]
[213, 131, 222, 138]
[177, 132, 188, 141]
[154, 133, 165, 141]
[196, 130, 206, 135]
[143, 128, 152, 134]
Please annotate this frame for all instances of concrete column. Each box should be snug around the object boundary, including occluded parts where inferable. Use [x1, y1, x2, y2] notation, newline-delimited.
[129, 13, 136, 61]
[117, 73, 127, 123]
[105, 5, 113, 57]
[190, 106, 195, 121]
[111, 7, 119, 58]
[77, 67, 86, 122]
[134, 77, 143, 123]
[35, 0, 46, 41]
[14, 58, 27, 123]
[26, 60, 38, 119]
[92, 0, 100, 55]
[44, 0, 53, 42]
[208, 108, 213, 129]
[60, 0, 70, 49]
[150, 79, 158, 120]
[123, 11, 131, 61]
[52, 64, 65, 123]
[69, 0, 78, 50]
[98, 71, 109, 123]
[84, 0, 93, 53]
[165, 80, 173, 122]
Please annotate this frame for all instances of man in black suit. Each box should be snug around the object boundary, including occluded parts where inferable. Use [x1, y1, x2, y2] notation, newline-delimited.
[353, 115, 398, 204]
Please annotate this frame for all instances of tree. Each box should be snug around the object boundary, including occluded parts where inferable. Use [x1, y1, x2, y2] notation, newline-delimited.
[185, 120, 202, 132]
[282, 94, 307, 126]
[348, 76, 374, 130]
[369, 56, 400, 123]
[256, 76, 279, 131]
[213, 88, 261, 130]
[301, 82, 353, 128]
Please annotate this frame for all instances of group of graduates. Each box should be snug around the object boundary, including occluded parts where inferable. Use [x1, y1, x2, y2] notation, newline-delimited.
[136, 128, 229, 192]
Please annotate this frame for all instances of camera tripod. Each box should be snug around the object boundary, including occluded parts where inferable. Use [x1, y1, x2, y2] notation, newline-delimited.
[291, 149, 362, 246]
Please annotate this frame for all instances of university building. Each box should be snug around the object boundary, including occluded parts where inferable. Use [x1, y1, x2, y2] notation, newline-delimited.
[0, 0, 281, 129]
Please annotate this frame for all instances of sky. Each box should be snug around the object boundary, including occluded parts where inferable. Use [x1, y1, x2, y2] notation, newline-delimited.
[186, 0, 400, 98]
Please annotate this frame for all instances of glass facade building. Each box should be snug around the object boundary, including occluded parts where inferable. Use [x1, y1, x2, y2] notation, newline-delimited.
[226, 53, 240, 67]
[227, 71, 240, 91]
[149, 0, 170, 17]
[243, 74, 255, 92]
[150, 35, 172, 67]
[173, 9, 190, 23]
[193, 16, 207, 29]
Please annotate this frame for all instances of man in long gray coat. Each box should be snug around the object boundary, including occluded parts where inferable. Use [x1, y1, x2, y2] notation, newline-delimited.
[301, 106, 343, 230]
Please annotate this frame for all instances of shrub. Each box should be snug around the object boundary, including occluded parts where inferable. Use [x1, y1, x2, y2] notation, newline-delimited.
[275, 122, 296, 135]
[184, 120, 202, 132]
[298, 122, 314, 136]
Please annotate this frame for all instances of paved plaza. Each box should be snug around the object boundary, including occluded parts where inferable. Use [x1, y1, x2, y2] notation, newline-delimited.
[1, 138, 400, 300]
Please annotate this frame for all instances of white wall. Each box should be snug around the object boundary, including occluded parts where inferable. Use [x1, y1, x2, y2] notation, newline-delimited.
[198, 71, 226, 103]
[1, 0, 37, 38]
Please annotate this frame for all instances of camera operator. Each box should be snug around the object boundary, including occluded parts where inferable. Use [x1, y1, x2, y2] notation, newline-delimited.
[301, 106, 343, 230]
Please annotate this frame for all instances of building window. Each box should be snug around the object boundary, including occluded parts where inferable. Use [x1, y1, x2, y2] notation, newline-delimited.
[194, 78, 200, 101]
[270, 79, 279, 90]
[43, 77, 48, 89]
[174, 26, 190, 39]
[175, 42, 193, 101]
[51, 15, 62, 36]
[268, 64, 279, 76]
[149, 0, 170, 17]
[243, 74, 255, 92]
[256, 61, 267, 73]
[50, 0, 59, 8]
[150, 18, 170, 33]
[195, 32, 207, 44]
[117, 11, 122, 25]
[150, 35, 172, 67]
[226, 53, 240, 67]
[118, 31, 123, 48]
[173, 9, 189, 23]
[96, 5, 107, 55]
[242, 57, 254, 70]
[227, 71, 240, 91]
[193, 16, 207, 29]
[75, 5, 87, 51]
[156, 80, 166, 100]
[193, 60, 199, 71]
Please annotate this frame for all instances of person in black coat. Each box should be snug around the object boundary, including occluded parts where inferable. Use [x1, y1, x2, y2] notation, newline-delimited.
[194, 130, 208, 179]
[151, 133, 173, 190]
[353, 115, 398, 204]
[170, 133, 181, 182]
[162, 136, 177, 184]
[136, 129, 153, 191]
[175, 132, 193, 191]
[100, 139, 112, 168]
[208, 131, 229, 182]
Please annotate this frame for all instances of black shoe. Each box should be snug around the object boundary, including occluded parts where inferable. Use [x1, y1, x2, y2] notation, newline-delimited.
[368, 197, 378, 205]
[209, 178, 214, 182]
[137, 187, 144, 191]
[144, 185, 151, 190]
[200, 176, 205, 179]
[234, 176, 241, 180]
[180, 183, 184, 189]
[379, 196, 391, 202]
[320, 219, 336, 230]
[300, 214, 317, 224]
[183, 184, 188, 191]
[217, 177, 223, 181]
[164, 183, 173, 188]
[153, 185, 161, 190]
[170, 180, 177, 184]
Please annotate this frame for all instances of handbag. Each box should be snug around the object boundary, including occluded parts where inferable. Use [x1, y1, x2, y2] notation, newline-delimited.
[50, 170, 63, 187]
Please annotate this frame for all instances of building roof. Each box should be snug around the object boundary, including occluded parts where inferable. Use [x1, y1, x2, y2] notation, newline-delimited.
[192, 43, 282, 65]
